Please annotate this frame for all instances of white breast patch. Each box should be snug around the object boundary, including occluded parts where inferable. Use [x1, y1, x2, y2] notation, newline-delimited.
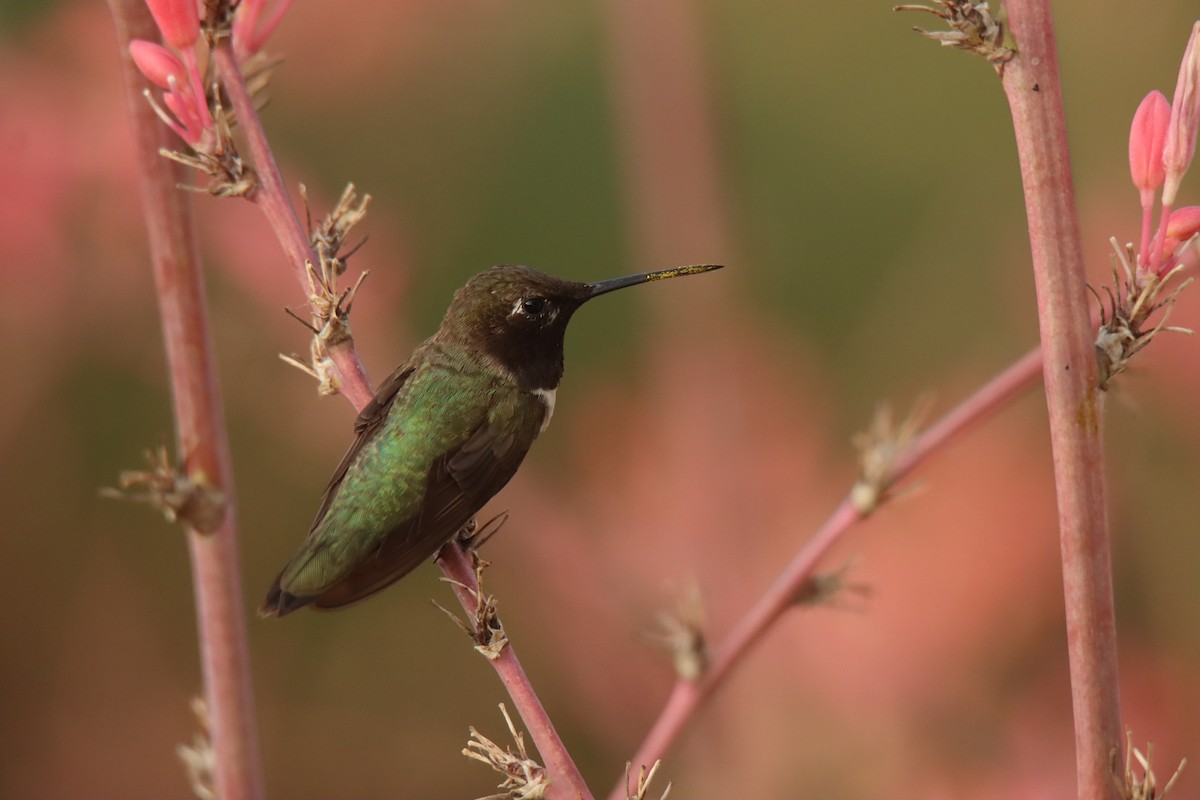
[533, 388, 557, 433]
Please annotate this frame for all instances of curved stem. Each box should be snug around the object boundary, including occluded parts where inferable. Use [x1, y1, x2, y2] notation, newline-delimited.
[212, 43, 313, 294]
[213, 43, 375, 411]
[613, 345, 1044, 797]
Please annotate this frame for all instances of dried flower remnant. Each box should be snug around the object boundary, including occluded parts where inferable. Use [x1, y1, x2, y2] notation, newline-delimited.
[644, 581, 708, 682]
[850, 400, 928, 515]
[178, 697, 217, 800]
[463, 704, 550, 800]
[1116, 729, 1186, 800]
[1094, 239, 1193, 390]
[305, 183, 373, 278]
[434, 550, 509, 660]
[158, 101, 256, 197]
[793, 560, 873, 611]
[278, 252, 369, 395]
[625, 760, 671, 800]
[273, 184, 376, 393]
[101, 445, 227, 533]
[893, 0, 1014, 71]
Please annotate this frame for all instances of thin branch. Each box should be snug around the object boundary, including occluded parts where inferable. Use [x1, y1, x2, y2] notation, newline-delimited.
[211, 41, 375, 411]
[439, 544, 594, 800]
[612, 344, 1043, 797]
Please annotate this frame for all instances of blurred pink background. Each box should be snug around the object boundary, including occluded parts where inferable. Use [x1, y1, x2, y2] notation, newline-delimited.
[2, 0, 1199, 797]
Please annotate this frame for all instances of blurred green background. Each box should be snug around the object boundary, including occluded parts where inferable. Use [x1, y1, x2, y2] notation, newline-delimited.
[3, 0, 1200, 797]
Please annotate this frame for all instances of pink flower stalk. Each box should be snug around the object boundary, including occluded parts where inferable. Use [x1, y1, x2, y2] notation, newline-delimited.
[143, 0, 199, 51]
[232, 0, 294, 57]
[1129, 90, 1171, 269]
[1162, 22, 1200, 207]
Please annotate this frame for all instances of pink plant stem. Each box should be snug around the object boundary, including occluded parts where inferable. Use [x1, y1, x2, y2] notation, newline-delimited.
[212, 42, 375, 411]
[212, 43, 312, 293]
[214, 30, 588, 796]
[612, 345, 1044, 798]
[108, 3, 265, 799]
[439, 545, 594, 800]
[999, 2, 1122, 797]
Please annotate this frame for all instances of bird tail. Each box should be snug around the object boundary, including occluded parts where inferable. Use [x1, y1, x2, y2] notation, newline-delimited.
[258, 578, 313, 618]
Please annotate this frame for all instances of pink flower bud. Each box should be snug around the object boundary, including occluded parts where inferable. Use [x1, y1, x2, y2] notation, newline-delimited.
[144, 0, 199, 51]
[1166, 205, 1200, 241]
[233, 0, 294, 57]
[1162, 22, 1200, 206]
[1129, 90, 1170, 192]
[1148, 206, 1200, 274]
[129, 39, 186, 90]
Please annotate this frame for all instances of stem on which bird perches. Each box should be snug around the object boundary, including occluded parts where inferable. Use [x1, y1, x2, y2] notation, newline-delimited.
[111, 1, 591, 797]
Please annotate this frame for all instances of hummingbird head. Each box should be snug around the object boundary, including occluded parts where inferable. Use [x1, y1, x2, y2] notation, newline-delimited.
[440, 263, 723, 391]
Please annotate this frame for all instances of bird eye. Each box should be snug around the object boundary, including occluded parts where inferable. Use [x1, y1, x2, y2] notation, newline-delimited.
[520, 296, 548, 316]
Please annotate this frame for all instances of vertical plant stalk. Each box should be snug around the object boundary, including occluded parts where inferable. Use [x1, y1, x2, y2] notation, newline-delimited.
[999, 2, 1122, 797]
[109, 2, 265, 799]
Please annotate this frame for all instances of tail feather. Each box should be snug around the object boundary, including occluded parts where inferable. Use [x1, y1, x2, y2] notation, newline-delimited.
[259, 578, 314, 618]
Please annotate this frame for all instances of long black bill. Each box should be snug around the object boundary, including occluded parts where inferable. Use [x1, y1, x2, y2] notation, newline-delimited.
[585, 263, 723, 299]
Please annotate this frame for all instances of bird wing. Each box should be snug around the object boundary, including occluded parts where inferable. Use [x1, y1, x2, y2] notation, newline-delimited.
[305, 386, 544, 610]
[260, 361, 415, 617]
[260, 361, 546, 616]
[313, 362, 416, 529]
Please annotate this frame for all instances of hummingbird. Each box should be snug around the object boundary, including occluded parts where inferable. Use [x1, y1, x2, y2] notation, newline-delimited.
[261, 262, 722, 616]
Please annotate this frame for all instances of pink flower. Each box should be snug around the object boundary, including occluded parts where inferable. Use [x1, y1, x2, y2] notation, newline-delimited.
[1130, 90, 1172, 270]
[143, 0, 199, 51]
[1165, 205, 1200, 241]
[1162, 22, 1200, 207]
[128, 37, 212, 146]
[1129, 90, 1170, 195]
[128, 39, 186, 90]
[233, 0, 294, 57]
[1161, 205, 1200, 266]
